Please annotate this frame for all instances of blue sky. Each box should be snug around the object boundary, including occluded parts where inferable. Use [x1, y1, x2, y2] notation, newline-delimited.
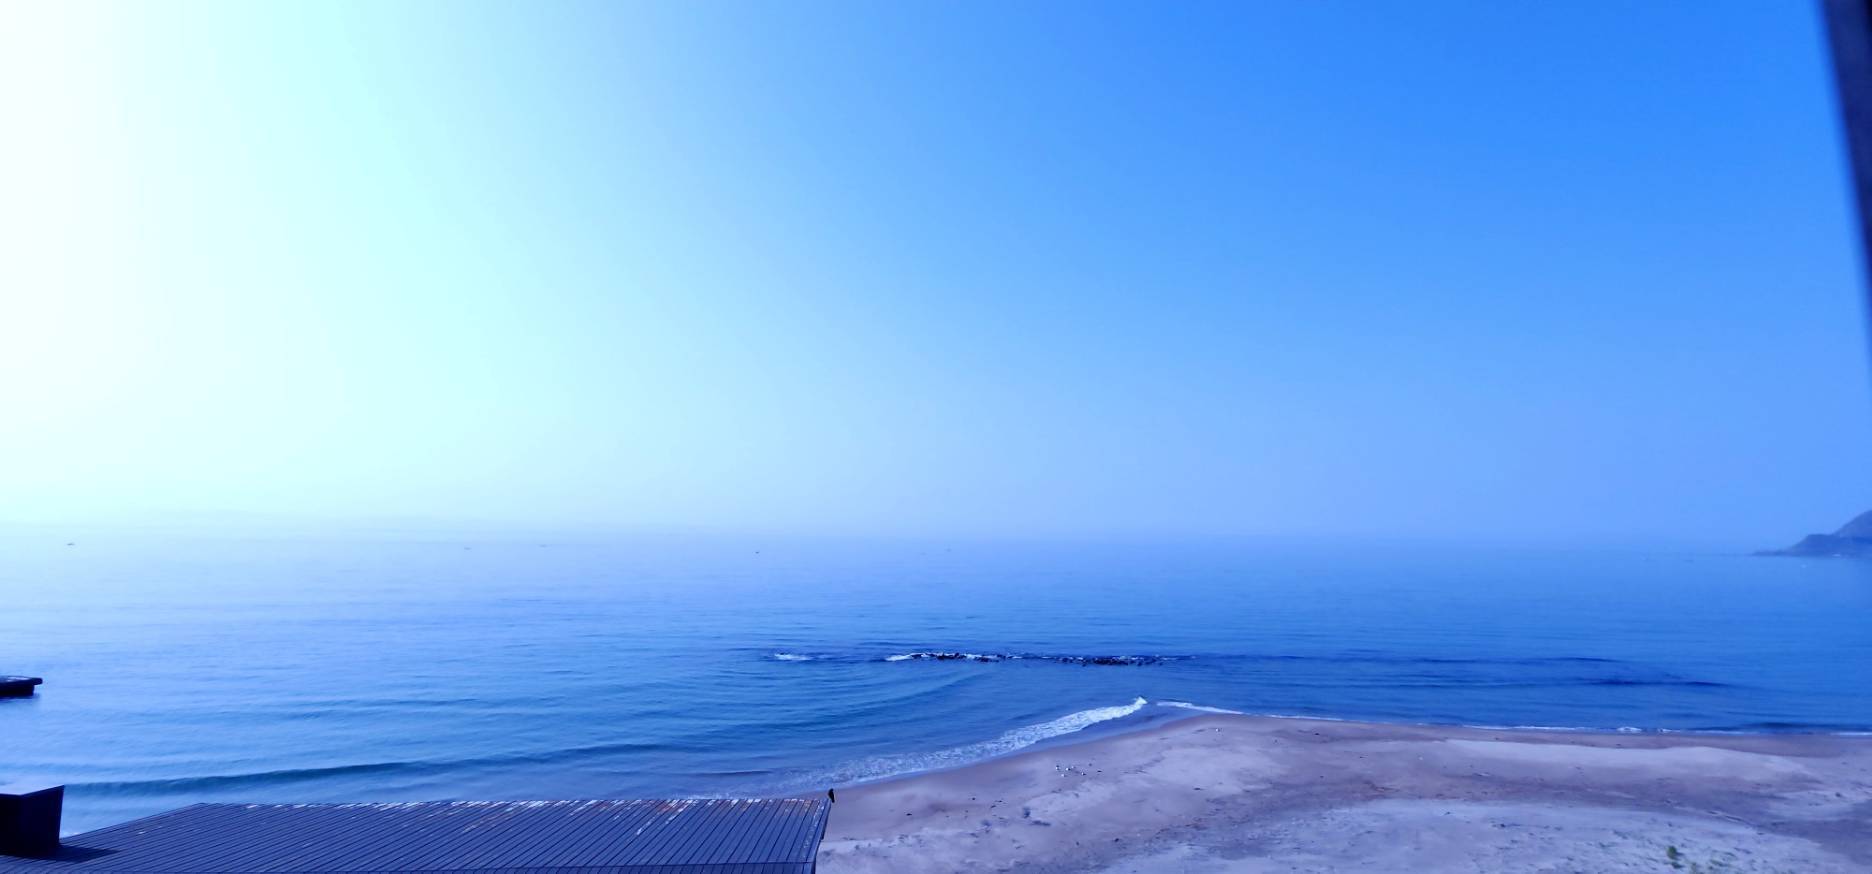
[2, 1, 1868, 546]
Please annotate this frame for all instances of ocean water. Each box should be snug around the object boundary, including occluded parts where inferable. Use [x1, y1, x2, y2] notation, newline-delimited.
[3, 530, 1869, 834]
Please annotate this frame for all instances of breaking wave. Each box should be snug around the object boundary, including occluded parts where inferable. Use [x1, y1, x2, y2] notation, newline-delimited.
[882, 652, 1177, 666]
[1159, 700, 1244, 715]
[818, 697, 1151, 785]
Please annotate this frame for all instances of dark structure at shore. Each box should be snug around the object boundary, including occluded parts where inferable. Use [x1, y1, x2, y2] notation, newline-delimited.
[0, 796, 831, 873]
[1758, 510, 1872, 557]
[0, 678, 41, 698]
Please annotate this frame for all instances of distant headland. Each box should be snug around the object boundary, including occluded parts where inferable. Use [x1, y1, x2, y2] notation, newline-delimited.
[1757, 510, 1872, 557]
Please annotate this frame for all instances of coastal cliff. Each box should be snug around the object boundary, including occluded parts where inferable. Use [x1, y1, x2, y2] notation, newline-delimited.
[1759, 510, 1872, 557]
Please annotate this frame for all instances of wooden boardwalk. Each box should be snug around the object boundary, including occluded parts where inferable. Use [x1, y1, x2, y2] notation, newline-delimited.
[0, 798, 830, 873]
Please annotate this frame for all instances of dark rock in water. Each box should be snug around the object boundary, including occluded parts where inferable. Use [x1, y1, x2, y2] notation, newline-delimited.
[887, 652, 1008, 662]
[1758, 510, 1872, 557]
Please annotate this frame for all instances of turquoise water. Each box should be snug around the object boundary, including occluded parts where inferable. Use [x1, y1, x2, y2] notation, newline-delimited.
[3, 531, 1869, 834]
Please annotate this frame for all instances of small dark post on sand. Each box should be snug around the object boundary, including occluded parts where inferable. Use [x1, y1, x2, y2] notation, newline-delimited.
[0, 785, 63, 858]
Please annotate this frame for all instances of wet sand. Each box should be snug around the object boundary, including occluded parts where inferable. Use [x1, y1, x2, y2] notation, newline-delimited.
[818, 715, 1872, 873]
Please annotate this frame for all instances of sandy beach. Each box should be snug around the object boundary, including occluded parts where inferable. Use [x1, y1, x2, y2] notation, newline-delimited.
[819, 715, 1872, 873]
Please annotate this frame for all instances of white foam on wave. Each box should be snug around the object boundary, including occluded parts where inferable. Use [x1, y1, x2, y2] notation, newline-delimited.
[883, 652, 1008, 662]
[1255, 712, 1356, 723]
[1467, 723, 1662, 734]
[1158, 700, 1244, 715]
[1003, 696, 1150, 742]
[1465, 724, 1600, 732]
[821, 697, 1149, 785]
[769, 653, 814, 662]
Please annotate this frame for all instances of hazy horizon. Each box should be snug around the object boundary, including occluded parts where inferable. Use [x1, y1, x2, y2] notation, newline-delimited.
[4, 1, 1870, 548]
[3, 495, 1863, 555]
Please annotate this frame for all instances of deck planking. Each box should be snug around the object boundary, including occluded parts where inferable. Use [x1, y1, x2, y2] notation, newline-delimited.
[0, 799, 830, 873]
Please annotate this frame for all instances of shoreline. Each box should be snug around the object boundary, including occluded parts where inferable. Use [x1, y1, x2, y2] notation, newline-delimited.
[819, 712, 1872, 873]
[822, 703, 1872, 797]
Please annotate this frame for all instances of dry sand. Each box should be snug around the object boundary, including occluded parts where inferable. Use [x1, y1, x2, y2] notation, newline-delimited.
[818, 715, 1872, 873]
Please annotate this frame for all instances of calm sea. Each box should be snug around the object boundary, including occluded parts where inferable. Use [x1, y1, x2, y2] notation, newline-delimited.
[3, 530, 1869, 833]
